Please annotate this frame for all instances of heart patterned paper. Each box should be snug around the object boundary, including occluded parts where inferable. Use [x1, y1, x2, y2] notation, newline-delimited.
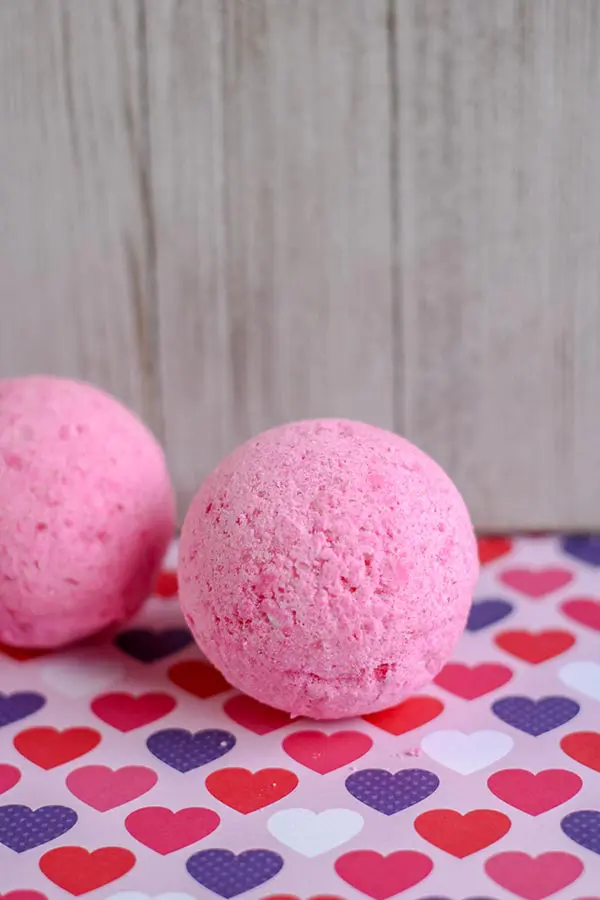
[0, 535, 599, 898]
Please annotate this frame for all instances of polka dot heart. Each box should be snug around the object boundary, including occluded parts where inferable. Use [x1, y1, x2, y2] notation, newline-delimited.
[0, 535, 598, 897]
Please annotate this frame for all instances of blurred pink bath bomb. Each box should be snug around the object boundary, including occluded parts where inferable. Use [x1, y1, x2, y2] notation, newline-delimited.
[179, 419, 478, 719]
[0, 376, 175, 648]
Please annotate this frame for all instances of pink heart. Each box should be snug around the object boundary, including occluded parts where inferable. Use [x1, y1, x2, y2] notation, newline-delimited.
[283, 730, 372, 773]
[125, 805, 220, 854]
[335, 850, 433, 899]
[487, 768, 582, 815]
[434, 663, 513, 699]
[485, 851, 583, 900]
[91, 692, 176, 732]
[66, 764, 158, 811]
[224, 694, 293, 735]
[562, 597, 600, 632]
[0, 894, 48, 900]
[500, 568, 573, 598]
[0, 763, 21, 795]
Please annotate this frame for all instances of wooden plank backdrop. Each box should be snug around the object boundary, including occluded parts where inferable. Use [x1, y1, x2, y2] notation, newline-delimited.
[1, 0, 600, 530]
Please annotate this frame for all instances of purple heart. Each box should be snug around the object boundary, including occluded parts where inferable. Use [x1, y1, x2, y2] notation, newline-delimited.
[0, 692, 46, 728]
[466, 599, 513, 632]
[186, 848, 283, 898]
[114, 627, 193, 662]
[346, 768, 439, 815]
[0, 805, 77, 852]
[562, 535, 600, 567]
[147, 728, 235, 772]
[561, 809, 600, 854]
[492, 695, 579, 736]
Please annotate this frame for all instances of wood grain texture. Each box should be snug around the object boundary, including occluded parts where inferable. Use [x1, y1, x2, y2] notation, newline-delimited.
[2, 0, 600, 529]
[393, 0, 600, 529]
[148, 0, 394, 515]
[146, 0, 232, 516]
[0, 0, 161, 432]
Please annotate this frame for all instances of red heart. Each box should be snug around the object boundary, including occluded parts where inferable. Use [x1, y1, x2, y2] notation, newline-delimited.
[282, 730, 372, 773]
[0, 763, 21, 794]
[39, 846, 135, 896]
[125, 805, 220, 854]
[434, 663, 513, 699]
[91, 692, 175, 732]
[205, 767, 298, 814]
[363, 696, 443, 735]
[478, 536, 512, 565]
[168, 660, 231, 699]
[487, 768, 582, 815]
[224, 694, 293, 735]
[153, 569, 178, 598]
[0, 893, 48, 900]
[14, 727, 101, 769]
[414, 808, 511, 858]
[485, 851, 584, 900]
[495, 629, 575, 664]
[561, 731, 600, 772]
[562, 598, 600, 632]
[0, 642, 50, 662]
[66, 765, 158, 811]
[335, 850, 433, 899]
[500, 568, 573, 598]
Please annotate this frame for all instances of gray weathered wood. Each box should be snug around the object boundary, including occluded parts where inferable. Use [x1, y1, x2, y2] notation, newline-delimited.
[146, 0, 233, 517]
[0, 0, 161, 433]
[393, 0, 600, 530]
[2, 0, 600, 530]
[148, 0, 395, 515]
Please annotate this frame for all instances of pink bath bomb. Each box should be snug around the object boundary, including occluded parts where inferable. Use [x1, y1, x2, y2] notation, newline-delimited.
[0, 376, 175, 648]
[179, 419, 478, 719]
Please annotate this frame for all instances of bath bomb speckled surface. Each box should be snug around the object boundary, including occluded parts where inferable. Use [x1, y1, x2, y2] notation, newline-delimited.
[179, 419, 478, 719]
[0, 376, 175, 648]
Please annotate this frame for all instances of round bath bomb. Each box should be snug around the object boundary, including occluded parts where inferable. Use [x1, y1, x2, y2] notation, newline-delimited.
[179, 419, 478, 719]
[0, 376, 175, 648]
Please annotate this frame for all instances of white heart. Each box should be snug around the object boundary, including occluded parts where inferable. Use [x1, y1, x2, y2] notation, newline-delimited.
[108, 893, 195, 900]
[421, 729, 514, 775]
[41, 654, 125, 698]
[559, 661, 600, 702]
[267, 807, 363, 857]
[162, 541, 179, 571]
